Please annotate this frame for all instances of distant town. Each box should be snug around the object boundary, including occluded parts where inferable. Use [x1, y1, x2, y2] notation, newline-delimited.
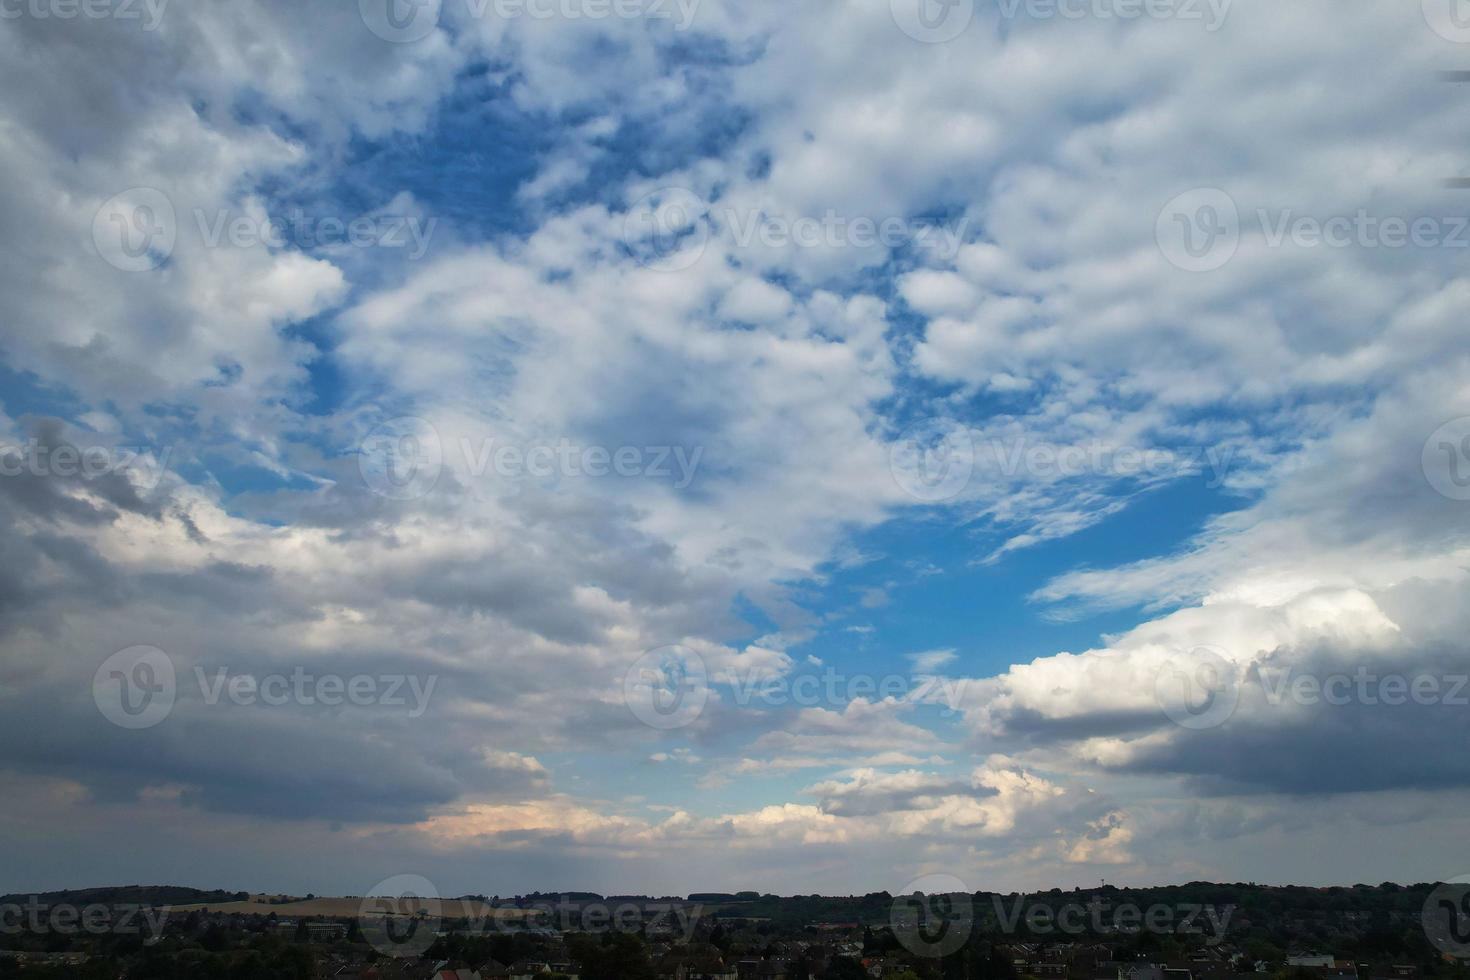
[1, 881, 1467, 980]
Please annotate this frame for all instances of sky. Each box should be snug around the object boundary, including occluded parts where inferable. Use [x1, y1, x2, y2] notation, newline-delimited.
[2, 0, 1470, 899]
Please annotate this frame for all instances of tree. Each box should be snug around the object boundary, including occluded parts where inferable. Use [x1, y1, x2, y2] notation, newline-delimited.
[823, 956, 868, 980]
[575, 931, 657, 980]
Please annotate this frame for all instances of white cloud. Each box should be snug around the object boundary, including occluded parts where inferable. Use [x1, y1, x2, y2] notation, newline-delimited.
[907, 648, 957, 673]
